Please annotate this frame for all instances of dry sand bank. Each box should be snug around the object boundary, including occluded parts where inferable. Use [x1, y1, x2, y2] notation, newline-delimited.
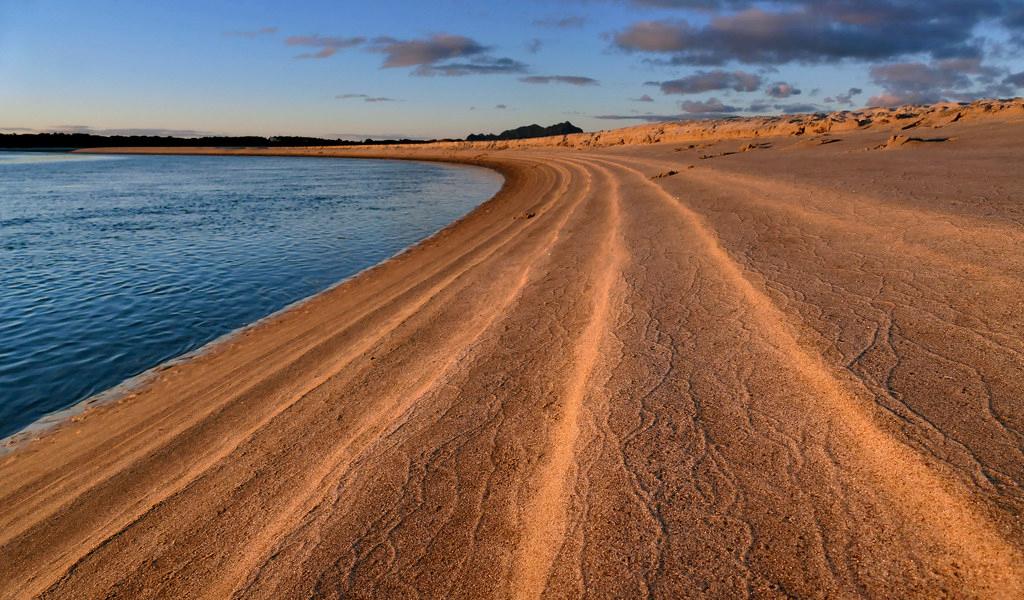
[2, 100, 1024, 598]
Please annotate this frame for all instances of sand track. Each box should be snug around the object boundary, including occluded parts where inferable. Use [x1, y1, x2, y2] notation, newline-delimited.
[2, 117, 1024, 598]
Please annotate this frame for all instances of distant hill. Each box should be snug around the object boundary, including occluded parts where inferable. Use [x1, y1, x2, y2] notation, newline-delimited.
[466, 121, 583, 142]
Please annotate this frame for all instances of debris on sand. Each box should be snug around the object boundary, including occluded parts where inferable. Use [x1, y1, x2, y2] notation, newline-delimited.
[651, 170, 679, 179]
[875, 134, 952, 150]
[789, 135, 843, 149]
[700, 151, 738, 160]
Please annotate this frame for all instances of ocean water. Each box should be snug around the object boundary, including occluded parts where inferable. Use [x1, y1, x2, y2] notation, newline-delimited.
[0, 152, 502, 438]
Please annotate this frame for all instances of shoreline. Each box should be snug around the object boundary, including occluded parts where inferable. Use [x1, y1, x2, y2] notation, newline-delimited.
[3, 102, 1024, 597]
[1, 152, 508, 452]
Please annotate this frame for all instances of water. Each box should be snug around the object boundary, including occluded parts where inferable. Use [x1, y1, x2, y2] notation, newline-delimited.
[0, 151, 502, 438]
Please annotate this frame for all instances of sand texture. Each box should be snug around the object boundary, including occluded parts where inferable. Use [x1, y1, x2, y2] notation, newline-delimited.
[2, 100, 1024, 598]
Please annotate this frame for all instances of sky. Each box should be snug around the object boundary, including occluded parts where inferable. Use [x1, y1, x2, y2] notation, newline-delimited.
[2, 0, 1023, 139]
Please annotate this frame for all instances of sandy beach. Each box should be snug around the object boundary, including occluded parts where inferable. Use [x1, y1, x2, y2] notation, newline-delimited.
[2, 99, 1024, 598]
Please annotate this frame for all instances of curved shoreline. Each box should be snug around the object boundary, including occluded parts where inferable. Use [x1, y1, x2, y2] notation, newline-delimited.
[4, 111, 1024, 598]
[0, 148, 556, 598]
[2, 152, 507, 452]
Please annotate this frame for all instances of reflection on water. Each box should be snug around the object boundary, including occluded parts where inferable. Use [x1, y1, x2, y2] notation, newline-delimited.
[0, 152, 502, 437]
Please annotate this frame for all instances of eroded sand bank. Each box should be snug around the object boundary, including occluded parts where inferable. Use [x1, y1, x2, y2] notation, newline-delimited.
[2, 100, 1024, 598]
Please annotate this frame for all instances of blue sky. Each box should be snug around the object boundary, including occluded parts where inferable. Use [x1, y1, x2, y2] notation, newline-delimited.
[2, 0, 1023, 138]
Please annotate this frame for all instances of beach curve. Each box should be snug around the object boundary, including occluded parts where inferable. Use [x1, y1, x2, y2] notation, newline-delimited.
[2, 100, 1024, 598]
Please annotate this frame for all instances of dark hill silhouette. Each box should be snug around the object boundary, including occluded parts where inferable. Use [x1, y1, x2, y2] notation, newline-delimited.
[465, 121, 583, 142]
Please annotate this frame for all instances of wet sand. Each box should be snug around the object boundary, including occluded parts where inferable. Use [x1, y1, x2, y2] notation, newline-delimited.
[2, 100, 1024, 598]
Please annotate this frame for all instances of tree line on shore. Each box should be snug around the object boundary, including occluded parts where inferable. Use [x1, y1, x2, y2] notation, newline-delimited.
[0, 133, 438, 150]
[1, 122, 583, 149]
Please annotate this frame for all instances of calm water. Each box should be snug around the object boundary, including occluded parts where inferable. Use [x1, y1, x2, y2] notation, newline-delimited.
[0, 152, 502, 438]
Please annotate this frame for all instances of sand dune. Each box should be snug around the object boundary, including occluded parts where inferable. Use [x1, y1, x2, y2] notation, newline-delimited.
[2, 101, 1024, 598]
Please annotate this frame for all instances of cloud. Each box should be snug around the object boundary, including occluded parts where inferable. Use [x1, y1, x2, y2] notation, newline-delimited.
[872, 61, 970, 93]
[373, 34, 486, 67]
[1006, 71, 1024, 88]
[286, 34, 365, 59]
[421, 57, 528, 76]
[744, 99, 824, 114]
[0, 126, 36, 133]
[614, 20, 693, 53]
[519, 75, 599, 86]
[765, 81, 801, 98]
[527, 38, 544, 54]
[679, 97, 740, 113]
[533, 16, 587, 28]
[370, 34, 526, 76]
[51, 125, 216, 137]
[613, 2, 1012, 66]
[656, 69, 761, 94]
[774, 102, 821, 114]
[224, 27, 278, 38]
[824, 87, 863, 105]
[336, 94, 400, 102]
[596, 107, 742, 122]
[866, 92, 919, 107]
[594, 113, 684, 122]
[631, 94, 655, 102]
[996, 4, 1024, 43]
[867, 57, 1006, 106]
[495, 104, 509, 109]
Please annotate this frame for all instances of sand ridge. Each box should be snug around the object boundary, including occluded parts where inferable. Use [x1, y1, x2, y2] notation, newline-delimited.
[1, 101, 1024, 597]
